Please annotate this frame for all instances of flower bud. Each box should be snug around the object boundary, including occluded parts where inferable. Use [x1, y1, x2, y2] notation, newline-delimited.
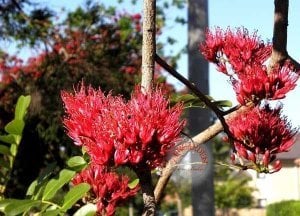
[272, 160, 282, 173]
[262, 150, 270, 167]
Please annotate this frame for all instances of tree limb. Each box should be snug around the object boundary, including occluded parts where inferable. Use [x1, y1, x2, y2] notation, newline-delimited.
[154, 0, 300, 203]
[154, 105, 251, 202]
[269, 0, 300, 70]
[141, 0, 156, 92]
[140, 0, 156, 215]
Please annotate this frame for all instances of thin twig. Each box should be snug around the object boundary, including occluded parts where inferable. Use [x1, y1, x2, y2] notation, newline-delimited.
[155, 54, 234, 139]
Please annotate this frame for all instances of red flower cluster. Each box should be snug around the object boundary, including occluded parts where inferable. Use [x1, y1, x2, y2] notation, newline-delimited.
[201, 27, 271, 74]
[72, 165, 139, 216]
[0, 54, 23, 84]
[201, 27, 299, 173]
[233, 63, 298, 104]
[61, 84, 185, 169]
[200, 27, 298, 105]
[228, 105, 297, 173]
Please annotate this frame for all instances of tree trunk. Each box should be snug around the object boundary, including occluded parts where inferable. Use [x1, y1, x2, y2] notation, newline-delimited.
[188, 0, 215, 215]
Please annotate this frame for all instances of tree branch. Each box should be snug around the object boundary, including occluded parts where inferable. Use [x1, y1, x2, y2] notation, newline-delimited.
[154, 105, 251, 202]
[139, 0, 156, 215]
[269, 0, 300, 70]
[141, 0, 156, 92]
[135, 168, 156, 216]
[155, 54, 233, 139]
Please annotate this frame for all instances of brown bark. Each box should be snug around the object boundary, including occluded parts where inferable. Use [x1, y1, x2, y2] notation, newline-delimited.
[269, 0, 300, 70]
[141, 0, 156, 92]
[139, 0, 156, 215]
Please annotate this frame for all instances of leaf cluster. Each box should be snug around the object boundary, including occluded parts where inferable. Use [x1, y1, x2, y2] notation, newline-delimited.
[0, 95, 30, 197]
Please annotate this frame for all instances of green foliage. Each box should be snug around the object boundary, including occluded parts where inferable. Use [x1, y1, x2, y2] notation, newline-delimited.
[213, 137, 255, 210]
[74, 203, 97, 216]
[171, 93, 232, 109]
[0, 95, 31, 197]
[215, 177, 254, 209]
[0, 168, 90, 216]
[267, 200, 300, 216]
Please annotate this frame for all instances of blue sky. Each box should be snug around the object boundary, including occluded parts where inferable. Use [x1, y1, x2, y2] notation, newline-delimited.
[4, 0, 300, 126]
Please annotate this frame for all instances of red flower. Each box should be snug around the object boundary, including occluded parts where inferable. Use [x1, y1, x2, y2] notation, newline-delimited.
[72, 165, 139, 216]
[61, 84, 185, 169]
[200, 27, 298, 105]
[200, 27, 271, 74]
[228, 105, 297, 172]
[233, 63, 298, 104]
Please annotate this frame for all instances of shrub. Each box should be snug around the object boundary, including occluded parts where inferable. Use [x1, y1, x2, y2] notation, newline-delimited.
[267, 200, 300, 216]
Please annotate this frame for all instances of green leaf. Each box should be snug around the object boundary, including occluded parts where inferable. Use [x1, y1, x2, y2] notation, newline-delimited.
[213, 100, 233, 108]
[10, 143, 17, 157]
[26, 180, 38, 197]
[128, 178, 139, 189]
[172, 94, 232, 109]
[4, 119, 24, 136]
[172, 94, 206, 108]
[61, 183, 90, 212]
[42, 169, 75, 201]
[42, 209, 62, 216]
[0, 199, 16, 211]
[0, 157, 10, 169]
[15, 95, 31, 120]
[0, 145, 11, 155]
[74, 203, 97, 216]
[66, 156, 87, 171]
[0, 134, 18, 144]
[27, 163, 56, 199]
[3, 199, 41, 216]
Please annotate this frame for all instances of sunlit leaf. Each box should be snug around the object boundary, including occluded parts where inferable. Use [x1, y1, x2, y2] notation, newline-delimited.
[14, 95, 31, 120]
[74, 203, 97, 216]
[128, 178, 139, 189]
[213, 100, 232, 108]
[42, 169, 75, 201]
[0, 134, 18, 144]
[3, 199, 41, 216]
[4, 120, 24, 136]
[66, 156, 87, 171]
[27, 163, 56, 198]
[61, 183, 90, 212]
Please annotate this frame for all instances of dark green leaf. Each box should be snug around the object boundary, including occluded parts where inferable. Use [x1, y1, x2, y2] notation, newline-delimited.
[15, 95, 31, 120]
[0, 145, 11, 155]
[27, 163, 57, 198]
[61, 183, 90, 212]
[42, 169, 75, 201]
[42, 209, 61, 216]
[0, 157, 10, 169]
[4, 199, 41, 216]
[172, 94, 232, 109]
[128, 178, 139, 189]
[74, 203, 97, 216]
[213, 100, 233, 108]
[0, 134, 18, 144]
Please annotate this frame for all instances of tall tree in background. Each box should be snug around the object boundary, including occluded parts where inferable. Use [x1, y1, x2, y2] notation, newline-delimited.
[188, 0, 214, 215]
